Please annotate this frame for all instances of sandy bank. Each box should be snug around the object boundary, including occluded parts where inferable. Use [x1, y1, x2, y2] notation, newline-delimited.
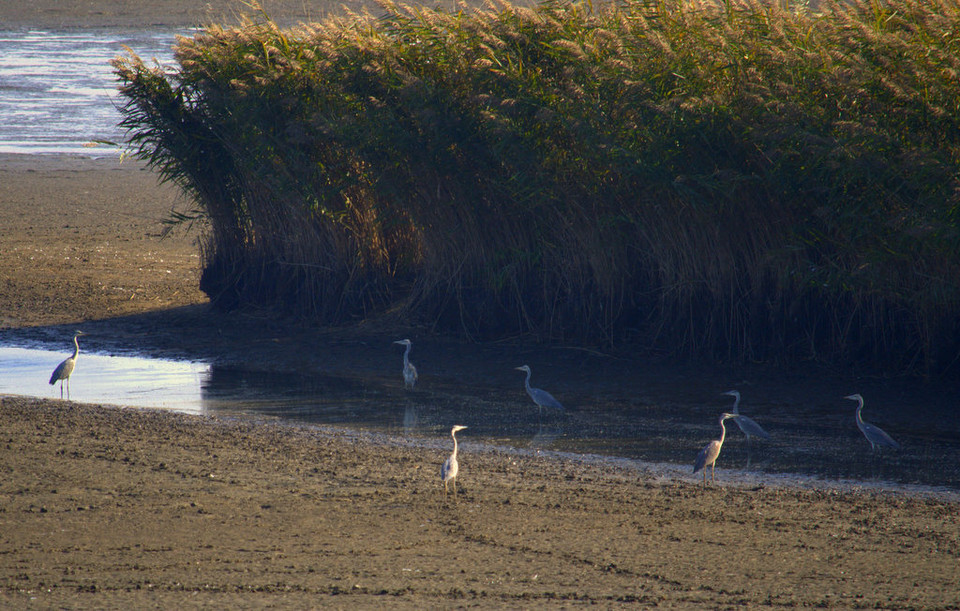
[2, 396, 958, 608]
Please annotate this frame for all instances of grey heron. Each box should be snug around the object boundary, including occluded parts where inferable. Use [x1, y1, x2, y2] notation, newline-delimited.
[693, 412, 738, 485]
[845, 394, 900, 451]
[393, 339, 418, 389]
[441, 425, 468, 498]
[722, 390, 771, 447]
[515, 365, 564, 413]
[49, 330, 85, 399]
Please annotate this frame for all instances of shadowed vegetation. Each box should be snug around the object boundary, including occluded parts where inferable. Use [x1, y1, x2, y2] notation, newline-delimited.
[114, 0, 960, 376]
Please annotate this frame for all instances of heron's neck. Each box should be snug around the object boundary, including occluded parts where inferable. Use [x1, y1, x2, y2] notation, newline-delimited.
[403, 343, 412, 365]
[524, 369, 533, 392]
[73, 335, 81, 357]
[719, 420, 727, 444]
[451, 432, 459, 457]
[855, 403, 864, 425]
[731, 396, 740, 414]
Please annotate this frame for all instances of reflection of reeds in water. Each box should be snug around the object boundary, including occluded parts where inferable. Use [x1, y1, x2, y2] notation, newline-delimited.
[114, 0, 960, 376]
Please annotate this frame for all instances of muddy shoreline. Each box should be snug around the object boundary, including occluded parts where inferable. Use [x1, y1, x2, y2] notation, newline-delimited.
[2, 396, 959, 608]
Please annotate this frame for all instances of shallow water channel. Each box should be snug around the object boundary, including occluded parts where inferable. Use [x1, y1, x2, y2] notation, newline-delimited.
[2, 344, 958, 496]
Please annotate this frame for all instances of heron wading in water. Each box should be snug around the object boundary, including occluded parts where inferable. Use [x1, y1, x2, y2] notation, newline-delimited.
[393, 339, 418, 389]
[693, 412, 738, 486]
[515, 365, 564, 414]
[49, 330, 85, 399]
[845, 393, 900, 451]
[441, 425, 468, 498]
[722, 390, 771, 449]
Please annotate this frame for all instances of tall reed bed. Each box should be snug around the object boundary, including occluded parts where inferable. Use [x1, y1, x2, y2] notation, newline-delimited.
[114, 0, 960, 376]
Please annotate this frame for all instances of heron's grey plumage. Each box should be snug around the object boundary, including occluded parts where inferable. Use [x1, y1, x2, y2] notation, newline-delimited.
[515, 365, 564, 413]
[441, 425, 467, 498]
[723, 390, 771, 443]
[393, 339, 418, 389]
[693, 413, 738, 485]
[845, 394, 900, 451]
[49, 331, 84, 399]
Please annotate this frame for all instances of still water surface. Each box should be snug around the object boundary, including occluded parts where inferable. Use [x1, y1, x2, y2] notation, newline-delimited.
[2, 345, 957, 495]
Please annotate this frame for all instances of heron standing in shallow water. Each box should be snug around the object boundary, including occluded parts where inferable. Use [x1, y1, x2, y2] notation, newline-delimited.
[845, 394, 900, 451]
[723, 390, 771, 448]
[693, 413, 738, 485]
[441, 425, 468, 498]
[515, 365, 564, 414]
[393, 339, 418, 389]
[49, 330, 85, 399]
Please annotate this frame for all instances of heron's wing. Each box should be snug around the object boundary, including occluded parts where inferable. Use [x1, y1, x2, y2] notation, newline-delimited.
[49, 358, 72, 384]
[693, 447, 707, 473]
[863, 423, 900, 449]
[404, 363, 418, 387]
[441, 456, 457, 481]
[532, 388, 564, 410]
[693, 441, 719, 473]
[735, 415, 771, 439]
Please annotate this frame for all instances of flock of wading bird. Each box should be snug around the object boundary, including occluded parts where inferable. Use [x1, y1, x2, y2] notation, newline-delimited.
[48, 332, 902, 498]
[392, 339, 901, 495]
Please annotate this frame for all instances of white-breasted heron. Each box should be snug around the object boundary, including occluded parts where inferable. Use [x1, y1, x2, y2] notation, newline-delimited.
[693, 412, 738, 485]
[845, 394, 900, 451]
[393, 339, 418, 389]
[723, 390, 771, 448]
[49, 330, 85, 399]
[515, 365, 564, 413]
[441, 425, 468, 498]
